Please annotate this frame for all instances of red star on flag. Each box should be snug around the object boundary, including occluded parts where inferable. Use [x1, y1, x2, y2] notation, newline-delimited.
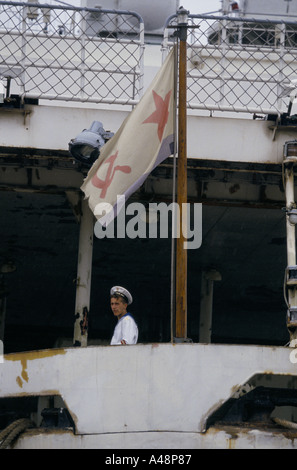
[142, 90, 172, 142]
[80, 46, 176, 223]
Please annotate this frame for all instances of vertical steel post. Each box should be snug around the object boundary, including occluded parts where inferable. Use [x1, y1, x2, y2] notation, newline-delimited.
[285, 164, 297, 345]
[175, 8, 188, 341]
[283, 141, 297, 346]
[199, 269, 222, 343]
[73, 197, 94, 347]
[285, 167, 296, 267]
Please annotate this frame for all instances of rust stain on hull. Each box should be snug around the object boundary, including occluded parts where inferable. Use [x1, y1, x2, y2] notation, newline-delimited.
[4, 348, 67, 388]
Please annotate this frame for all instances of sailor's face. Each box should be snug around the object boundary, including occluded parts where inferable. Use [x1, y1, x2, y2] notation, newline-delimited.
[110, 297, 127, 319]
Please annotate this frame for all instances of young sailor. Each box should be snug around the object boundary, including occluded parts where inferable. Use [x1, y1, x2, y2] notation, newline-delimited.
[110, 286, 138, 345]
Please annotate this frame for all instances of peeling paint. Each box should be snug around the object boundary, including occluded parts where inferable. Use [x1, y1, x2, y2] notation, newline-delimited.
[227, 436, 237, 449]
[4, 348, 67, 363]
[4, 348, 67, 388]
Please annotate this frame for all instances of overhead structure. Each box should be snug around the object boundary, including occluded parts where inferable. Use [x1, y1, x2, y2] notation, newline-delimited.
[81, 0, 180, 40]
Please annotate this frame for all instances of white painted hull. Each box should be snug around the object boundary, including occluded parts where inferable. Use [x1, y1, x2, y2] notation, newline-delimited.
[1, 343, 297, 448]
[11, 425, 297, 449]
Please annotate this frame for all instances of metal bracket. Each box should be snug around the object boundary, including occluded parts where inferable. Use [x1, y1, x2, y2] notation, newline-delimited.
[173, 337, 193, 343]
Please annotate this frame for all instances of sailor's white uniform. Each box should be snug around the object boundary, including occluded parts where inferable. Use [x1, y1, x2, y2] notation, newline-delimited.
[110, 313, 138, 345]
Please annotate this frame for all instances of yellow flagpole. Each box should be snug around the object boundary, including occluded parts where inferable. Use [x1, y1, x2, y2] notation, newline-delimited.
[175, 7, 188, 341]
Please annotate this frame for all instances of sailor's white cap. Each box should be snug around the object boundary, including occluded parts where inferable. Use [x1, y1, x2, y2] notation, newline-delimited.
[110, 286, 133, 305]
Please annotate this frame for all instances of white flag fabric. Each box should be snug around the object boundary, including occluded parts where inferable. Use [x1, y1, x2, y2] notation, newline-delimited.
[80, 47, 176, 223]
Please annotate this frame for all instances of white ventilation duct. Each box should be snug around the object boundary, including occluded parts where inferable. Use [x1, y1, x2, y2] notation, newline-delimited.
[81, 0, 180, 37]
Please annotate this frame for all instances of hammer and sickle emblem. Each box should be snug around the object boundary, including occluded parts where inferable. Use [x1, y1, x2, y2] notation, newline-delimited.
[91, 151, 132, 198]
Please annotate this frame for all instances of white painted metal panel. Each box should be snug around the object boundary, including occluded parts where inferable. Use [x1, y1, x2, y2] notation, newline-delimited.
[0, 105, 294, 164]
[1, 343, 297, 435]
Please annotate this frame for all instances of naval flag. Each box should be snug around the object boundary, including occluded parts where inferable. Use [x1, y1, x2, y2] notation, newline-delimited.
[80, 46, 176, 224]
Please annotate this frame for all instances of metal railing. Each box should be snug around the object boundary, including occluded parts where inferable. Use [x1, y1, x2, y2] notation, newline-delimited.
[164, 13, 297, 116]
[0, 1, 144, 105]
[2, 3, 297, 116]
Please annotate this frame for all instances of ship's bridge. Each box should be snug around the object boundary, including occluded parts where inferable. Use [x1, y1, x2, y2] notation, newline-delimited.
[1, 2, 297, 350]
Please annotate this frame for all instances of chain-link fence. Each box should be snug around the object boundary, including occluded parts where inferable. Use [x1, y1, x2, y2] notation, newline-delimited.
[2, 3, 297, 116]
[0, 1, 144, 105]
[164, 13, 297, 116]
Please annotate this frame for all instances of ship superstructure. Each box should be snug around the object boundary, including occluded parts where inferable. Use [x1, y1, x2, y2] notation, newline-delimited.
[1, 0, 297, 449]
